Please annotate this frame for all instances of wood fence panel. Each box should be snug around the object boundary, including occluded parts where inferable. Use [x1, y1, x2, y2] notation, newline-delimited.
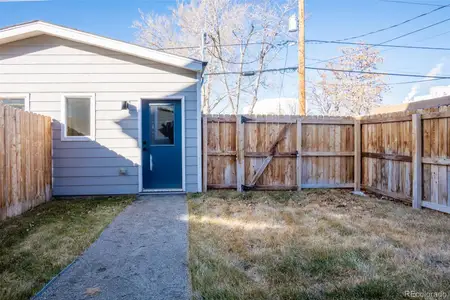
[361, 116, 413, 202]
[204, 115, 355, 190]
[422, 109, 450, 210]
[206, 116, 237, 189]
[245, 119, 297, 188]
[0, 104, 52, 220]
[301, 124, 354, 187]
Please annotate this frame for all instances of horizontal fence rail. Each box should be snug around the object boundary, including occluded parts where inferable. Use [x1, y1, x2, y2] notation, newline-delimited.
[203, 107, 450, 215]
[0, 104, 52, 220]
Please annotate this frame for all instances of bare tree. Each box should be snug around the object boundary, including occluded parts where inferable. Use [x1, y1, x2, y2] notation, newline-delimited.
[309, 45, 389, 116]
[133, 0, 296, 114]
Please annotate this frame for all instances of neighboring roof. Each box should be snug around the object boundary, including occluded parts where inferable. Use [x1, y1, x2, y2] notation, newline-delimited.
[371, 95, 450, 114]
[0, 20, 205, 72]
[243, 98, 298, 115]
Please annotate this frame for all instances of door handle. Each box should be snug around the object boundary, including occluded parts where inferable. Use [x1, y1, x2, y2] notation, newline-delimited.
[143, 140, 147, 152]
[149, 154, 153, 171]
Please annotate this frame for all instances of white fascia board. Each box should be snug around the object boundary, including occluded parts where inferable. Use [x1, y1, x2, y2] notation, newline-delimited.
[0, 21, 203, 72]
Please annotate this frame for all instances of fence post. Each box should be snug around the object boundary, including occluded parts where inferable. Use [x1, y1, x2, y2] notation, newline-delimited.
[236, 115, 245, 192]
[354, 119, 361, 192]
[412, 114, 422, 209]
[0, 105, 5, 220]
[296, 118, 302, 191]
[202, 115, 208, 192]
[44, 117, 52, 201]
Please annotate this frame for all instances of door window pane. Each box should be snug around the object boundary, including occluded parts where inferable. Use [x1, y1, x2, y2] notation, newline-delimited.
[0, 98, 24, 110]
[66, 98, 91, 136]
[151, 104, 174, 145]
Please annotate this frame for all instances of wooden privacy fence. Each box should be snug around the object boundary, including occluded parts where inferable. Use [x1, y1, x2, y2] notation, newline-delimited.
[203, 110, 450, 215]
[0, 104, 52, 220]
[359, 107, 450, 214]
[360, 115, 413, 202]
[202, 115, 356, 191]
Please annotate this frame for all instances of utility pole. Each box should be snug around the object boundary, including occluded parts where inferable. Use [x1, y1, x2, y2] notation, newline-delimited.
[298, 0, 306, 115]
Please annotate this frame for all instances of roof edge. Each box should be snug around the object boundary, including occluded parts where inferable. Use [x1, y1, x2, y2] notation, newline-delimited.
[0, 20, 205, 72]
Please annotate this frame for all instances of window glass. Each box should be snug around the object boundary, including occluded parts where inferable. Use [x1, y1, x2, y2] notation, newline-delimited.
[66, 97, 91, 136]
[151, 104, 174, 145]
[0, 98, 25, 110]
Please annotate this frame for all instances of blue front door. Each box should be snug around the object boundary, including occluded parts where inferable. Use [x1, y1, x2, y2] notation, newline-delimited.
[142, 100, 182, 190]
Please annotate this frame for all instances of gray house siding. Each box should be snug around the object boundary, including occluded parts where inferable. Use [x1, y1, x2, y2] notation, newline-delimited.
[0, 35, 200, 195]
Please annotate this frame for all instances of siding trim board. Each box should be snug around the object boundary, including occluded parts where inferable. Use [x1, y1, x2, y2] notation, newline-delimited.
[138, 98, 143, 192]
[196, 73, 203, 192]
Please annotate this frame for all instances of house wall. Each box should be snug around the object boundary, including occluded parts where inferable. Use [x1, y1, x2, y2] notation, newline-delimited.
[0, 35, 200, 195]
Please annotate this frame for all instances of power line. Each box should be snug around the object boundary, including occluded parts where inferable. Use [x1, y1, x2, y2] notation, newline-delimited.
[378, 0, 447, 7]
[156, 35, 450, 54]
[205, 66, 298, 76]
[334, 3, 450, 42]
[374, 27, 450, 57]
[308, 77, 447, 86]
[307, 16, 450, 67]
[278, 46, 290, 99]
[414, 28, 450, 42]
[155, 41, 294, 51]
[382, 16, 450, 44]
[190, 38, 450, 52]
[205, 65, 450, 80]
[389, 78, 447, 85]
[349, 27, 450, 58]
[306, 67, 450, 79]
[306, 39, 450, 51]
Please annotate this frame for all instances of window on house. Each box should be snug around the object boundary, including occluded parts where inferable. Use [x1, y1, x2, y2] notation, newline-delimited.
[0, 95, 29, 110]
[62, 94, 95, 141]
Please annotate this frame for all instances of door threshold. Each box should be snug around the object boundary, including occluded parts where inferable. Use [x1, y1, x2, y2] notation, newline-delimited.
[141, 189, 184, 194]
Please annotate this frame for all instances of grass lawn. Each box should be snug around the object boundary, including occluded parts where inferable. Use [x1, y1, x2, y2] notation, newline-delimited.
[0, 196, 132, 300]
[188, 190, 450, 300]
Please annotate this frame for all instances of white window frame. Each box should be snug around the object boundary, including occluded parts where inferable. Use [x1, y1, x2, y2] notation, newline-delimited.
[60, 93, 96, 142]
[0, 93, 30, 111]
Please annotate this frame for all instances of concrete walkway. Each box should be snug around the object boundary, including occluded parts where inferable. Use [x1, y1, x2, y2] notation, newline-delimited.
[35, 194, 190, 300]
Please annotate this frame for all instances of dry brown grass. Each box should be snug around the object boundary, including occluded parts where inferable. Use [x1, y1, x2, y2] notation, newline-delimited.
[188, 190, 450, 300]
